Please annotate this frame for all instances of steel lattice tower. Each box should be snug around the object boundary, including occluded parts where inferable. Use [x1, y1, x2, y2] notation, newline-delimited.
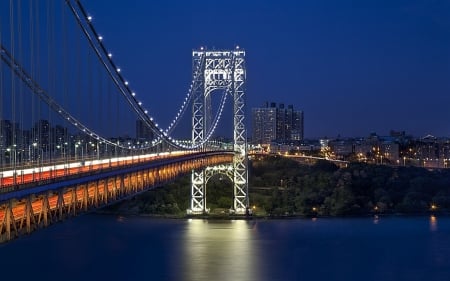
[189, 48, 248, 215]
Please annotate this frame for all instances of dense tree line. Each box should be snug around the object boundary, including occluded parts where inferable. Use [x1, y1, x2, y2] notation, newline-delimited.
[107, 155, 450, 217]
[250, 156, 450, 216]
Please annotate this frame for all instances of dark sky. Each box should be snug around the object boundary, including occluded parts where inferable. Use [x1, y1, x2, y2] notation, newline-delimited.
[84, 0, 450, 138]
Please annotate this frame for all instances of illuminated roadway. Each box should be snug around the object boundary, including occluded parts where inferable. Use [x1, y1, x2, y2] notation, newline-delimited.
[0, 151, 189, 187]
[0, 150, 234, 242]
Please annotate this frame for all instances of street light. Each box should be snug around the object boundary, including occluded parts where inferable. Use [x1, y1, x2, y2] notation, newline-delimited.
[30, 142, 38, 167]
[91, 142, 96, 159]
[56, 145, 61, 160]
[75, 142, 84, 161]
[7, 146, 17, 184]
[96, 141, 100, 160]
[7, 145, 17, 169]
[63, 142, 68, 160]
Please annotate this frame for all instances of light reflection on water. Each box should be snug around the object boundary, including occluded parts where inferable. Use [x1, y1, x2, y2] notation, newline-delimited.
[181, 219, 260, 281]
[430, 215, 437, 232]
[373, 214, 380, 224]
[1, 215, 450, 281]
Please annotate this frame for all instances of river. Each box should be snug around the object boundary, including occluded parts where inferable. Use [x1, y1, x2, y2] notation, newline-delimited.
[0, 215, 449, 281]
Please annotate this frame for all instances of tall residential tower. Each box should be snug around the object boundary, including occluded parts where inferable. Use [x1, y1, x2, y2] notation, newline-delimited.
[252, 102, 304, 145]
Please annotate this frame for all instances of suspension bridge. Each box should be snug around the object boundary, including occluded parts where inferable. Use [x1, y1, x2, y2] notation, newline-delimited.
[0, 1, 249, 243]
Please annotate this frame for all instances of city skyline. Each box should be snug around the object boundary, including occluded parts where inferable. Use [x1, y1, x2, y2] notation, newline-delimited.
[81, 0, 450, 138]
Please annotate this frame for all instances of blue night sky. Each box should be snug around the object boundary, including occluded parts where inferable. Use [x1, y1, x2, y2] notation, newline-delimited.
[84, 0, 450, 138]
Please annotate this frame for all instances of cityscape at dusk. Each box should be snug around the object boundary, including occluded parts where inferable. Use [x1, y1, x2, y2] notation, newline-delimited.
[1, 1, 450, 281]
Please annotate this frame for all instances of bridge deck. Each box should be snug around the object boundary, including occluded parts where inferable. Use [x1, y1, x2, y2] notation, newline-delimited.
[0, 150, 235, 242]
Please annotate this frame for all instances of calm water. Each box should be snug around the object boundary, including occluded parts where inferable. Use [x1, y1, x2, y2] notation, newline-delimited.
[1, 215, 449, 281]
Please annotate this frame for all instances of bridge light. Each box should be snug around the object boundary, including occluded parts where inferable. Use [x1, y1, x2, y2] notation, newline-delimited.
[108, 53, 112, 58]
[98, 36, 103, 41]
[132, 92, 136, 96]
[117, 68, 121, 72]
[125, 81, 129, 85]
[87, 16, 92, 21]
[138, 101, 142, 105]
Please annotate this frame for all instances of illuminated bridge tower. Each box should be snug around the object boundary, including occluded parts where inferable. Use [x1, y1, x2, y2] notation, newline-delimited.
[189, 47, 248, 215]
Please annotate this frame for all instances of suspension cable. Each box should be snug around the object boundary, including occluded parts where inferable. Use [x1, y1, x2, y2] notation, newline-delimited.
[66, 0, 232, 149]
[68, 0, 222, 149]
[0, 44, 131, 150]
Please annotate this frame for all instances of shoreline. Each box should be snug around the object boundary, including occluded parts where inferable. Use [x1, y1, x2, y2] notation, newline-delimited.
[95, 209, 446, 220]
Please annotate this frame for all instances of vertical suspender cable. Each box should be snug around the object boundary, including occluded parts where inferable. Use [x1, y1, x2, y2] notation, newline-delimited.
[28, 0, 34, 164]
[10, 0, 16, 171]
[108, 75, 115, 156]
[76, 14, 81, 157]
[36, 2, 40, 166]
[62, 0, 69, 164]
[98, 61, 103, 158]
[36, 0, 41, 168]
[88, 44, 93, 159]
[17, 0, 24, 168]
[106, 69, 111, 157]
[47, 0, 53, 164]
[35, 0, 40, 166]
[0, 3, 3, 170]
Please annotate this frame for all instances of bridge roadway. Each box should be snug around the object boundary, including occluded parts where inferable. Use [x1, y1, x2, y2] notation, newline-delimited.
[0, 150, 234, 243]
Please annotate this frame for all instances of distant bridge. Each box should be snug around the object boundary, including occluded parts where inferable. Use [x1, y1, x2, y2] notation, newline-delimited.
[250, 152, 348, 168]
[284, 155, 349, 167]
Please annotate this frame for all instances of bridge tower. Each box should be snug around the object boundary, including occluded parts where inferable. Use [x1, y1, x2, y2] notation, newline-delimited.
[189, 47, 248, 215]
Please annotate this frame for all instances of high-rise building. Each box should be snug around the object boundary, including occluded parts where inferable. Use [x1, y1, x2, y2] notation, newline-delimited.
[252, 102, 304, 144]
[53, 125, 67, 145]
[252, 104, 276, 145]
[34, 120, 50, 150]
[291, 109, 304, 141]
[136, 120, 154, 141]
[0, 120, 13, 148]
